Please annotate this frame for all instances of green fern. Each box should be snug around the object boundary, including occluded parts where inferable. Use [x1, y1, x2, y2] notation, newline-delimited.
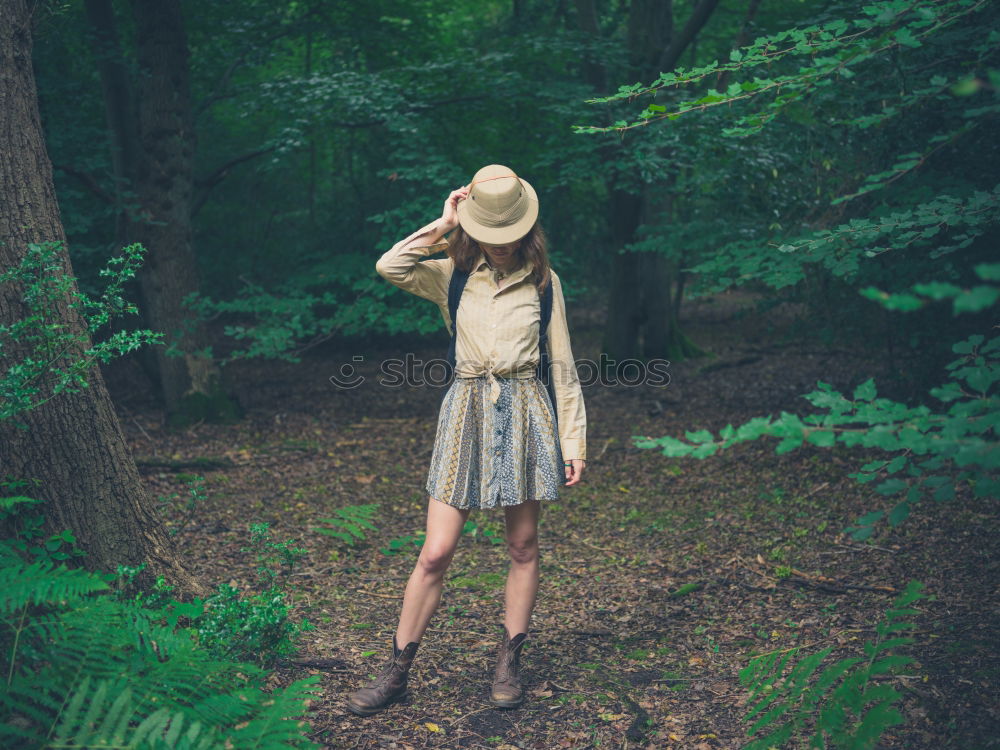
[380, 531, 425, 555]
[739, 580, 925, 749]
[1, 597, 322, 747]
[22, 672, 316, 749]
[0, 501, 321, 748]
[0, 559, 109, 613]
[312, 503, 379, 545]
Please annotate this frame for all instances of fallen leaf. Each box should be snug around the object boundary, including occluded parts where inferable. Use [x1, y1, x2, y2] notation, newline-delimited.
[423, 721, 443, 733]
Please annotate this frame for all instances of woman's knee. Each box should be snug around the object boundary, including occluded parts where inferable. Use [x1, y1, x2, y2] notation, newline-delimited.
[506, 532, 539, 565]
[417, 543, 456, 576]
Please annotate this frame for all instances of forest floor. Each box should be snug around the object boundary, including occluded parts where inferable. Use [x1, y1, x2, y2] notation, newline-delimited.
[106, 289, 999, 750]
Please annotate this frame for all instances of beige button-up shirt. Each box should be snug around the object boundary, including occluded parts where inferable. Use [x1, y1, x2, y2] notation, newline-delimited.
[375, 237, 587, 461]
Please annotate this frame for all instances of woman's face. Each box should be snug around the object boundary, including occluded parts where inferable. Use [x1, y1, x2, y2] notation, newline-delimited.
[479, 240, 521, 266]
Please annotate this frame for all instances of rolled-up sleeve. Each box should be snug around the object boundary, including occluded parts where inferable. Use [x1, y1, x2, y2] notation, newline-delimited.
[548, 272, 587, 461]
[375, 237, 452, 307]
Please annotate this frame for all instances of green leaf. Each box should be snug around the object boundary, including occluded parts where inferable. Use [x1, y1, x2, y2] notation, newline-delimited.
[953, 286, 1000, 314]
[685, 429, 715, 444]
[974, 263, 1000, 281]
[875, 479, 907, 496]
[888, 500, 910, 526]
[806, 430, 836, 447]
[853, 378, 877, 402]
[775, 436, 803, 454]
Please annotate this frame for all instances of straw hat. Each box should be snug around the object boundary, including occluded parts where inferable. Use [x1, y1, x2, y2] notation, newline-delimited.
[457, 164, 538, 245]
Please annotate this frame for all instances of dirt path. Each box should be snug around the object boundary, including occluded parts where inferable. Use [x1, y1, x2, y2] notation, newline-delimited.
[107, 290, 999, 749]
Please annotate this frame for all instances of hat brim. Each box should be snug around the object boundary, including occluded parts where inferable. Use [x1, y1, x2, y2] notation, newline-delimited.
[456, 178, 539, 245]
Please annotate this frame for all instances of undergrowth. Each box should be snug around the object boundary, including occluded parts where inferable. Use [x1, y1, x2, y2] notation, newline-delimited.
[0, 493, 320, 749]
[739, 580, 927, 749]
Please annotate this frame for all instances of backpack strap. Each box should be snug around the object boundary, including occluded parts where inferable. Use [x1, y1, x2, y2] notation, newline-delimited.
[536, 274, 558, 431]
[445, 265, 470, 379]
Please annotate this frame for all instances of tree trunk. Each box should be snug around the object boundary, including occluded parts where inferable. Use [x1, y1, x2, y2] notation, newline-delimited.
[84, 0, 238, 426]
[578, 0, 719, 363]
[601, 188, 644, 363]
[641, 171, 705, 360]
[0, 0, 205, 598]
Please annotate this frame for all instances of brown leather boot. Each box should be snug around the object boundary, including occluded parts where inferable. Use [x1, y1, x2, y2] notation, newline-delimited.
[346, 634, 420, 716]
[490, 628, 527, 708]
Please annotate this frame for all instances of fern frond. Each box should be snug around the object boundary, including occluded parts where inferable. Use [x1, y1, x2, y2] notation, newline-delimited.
[224, 676, 322, 749]
[48, 676, 140, 748]
[0, 560, 108, 614]
[128, 708, 177, 746]
[853, 700, 905, 747]
[0, 716, 48, 746]
[312, 503, 379, 545]
[740, 579, 926, 749]
[0, 560, 318, 749]
[0, 539, 26, 566]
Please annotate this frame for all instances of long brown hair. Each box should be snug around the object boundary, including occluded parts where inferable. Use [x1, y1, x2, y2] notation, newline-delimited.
[446, 222, 553, 296]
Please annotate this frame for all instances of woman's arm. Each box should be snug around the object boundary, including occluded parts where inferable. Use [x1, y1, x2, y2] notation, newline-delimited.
[548, 272, 587, 466]
[374, 187, 468, 305]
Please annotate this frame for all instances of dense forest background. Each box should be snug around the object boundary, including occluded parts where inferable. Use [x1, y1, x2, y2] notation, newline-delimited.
[1, 0, 997, 747]
[32, 0, 998, 410]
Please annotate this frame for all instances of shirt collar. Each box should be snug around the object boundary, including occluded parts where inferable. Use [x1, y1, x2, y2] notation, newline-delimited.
[473, 251, 532, 285]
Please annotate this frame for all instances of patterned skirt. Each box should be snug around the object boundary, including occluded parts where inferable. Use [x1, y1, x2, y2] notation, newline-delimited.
[425, 374, 565, 509]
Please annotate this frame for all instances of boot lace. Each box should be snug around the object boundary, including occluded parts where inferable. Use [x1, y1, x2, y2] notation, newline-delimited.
[494, 646, 520, 685]
[368, 654, 403, 690]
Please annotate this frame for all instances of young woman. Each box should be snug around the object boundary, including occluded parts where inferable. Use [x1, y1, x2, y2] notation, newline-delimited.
[346, 164, 587, 716]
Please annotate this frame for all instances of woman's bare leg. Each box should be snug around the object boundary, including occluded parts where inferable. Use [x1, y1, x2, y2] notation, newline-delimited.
[501, 500, 541, 637]
[394, 497, 470, 645]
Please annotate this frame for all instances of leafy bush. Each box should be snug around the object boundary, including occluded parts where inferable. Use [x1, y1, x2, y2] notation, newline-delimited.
[243, 521, 310, 588]
[739, 580, 926, 749]
[192, 581, 313, 668]
[0, 241, 161, 425]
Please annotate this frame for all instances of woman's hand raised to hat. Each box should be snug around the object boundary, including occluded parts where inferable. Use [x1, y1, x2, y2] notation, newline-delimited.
[440, 186, 469, 233]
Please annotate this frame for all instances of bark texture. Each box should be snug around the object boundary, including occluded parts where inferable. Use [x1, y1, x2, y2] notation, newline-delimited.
[0, 0, 204, 597]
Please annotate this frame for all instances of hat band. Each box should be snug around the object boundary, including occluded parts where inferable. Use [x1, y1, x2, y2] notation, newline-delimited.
[466, 174, 530, 228]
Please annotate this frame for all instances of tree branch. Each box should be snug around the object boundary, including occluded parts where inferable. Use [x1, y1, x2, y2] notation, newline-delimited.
[191, 146, 276, 217]
[52, 164, 114, 204]
[656, 0, 722, 75]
